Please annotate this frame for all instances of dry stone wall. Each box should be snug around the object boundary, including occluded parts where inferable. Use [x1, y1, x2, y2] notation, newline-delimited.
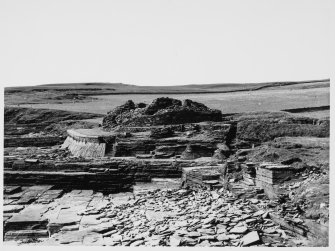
[4, 155, 215, 192]
[62, 136, 106, 158]
[4, 136, 65, 147]
[61, 129, 116, 158]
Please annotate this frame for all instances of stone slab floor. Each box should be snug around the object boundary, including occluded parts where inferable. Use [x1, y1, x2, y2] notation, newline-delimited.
[3, 179, 309, 247]
[3, 179, 181, 245]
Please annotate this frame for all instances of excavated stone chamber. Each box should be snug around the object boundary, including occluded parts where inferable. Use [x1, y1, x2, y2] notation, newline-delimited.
[61, 97, 234, 160]
[62, 122, 234, 160]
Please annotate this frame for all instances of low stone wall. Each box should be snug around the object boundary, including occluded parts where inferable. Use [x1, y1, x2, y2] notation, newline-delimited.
[4, 170, 133, 194]
[111, 140, 156, 157]
[111, 139, 219, 158]
[133, 158, 204, 181]
[4, 136, 65, 147]
[4, 156, 216, 192]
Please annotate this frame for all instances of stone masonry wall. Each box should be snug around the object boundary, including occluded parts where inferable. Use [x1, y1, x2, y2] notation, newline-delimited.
[4, 136, 66, 148]
[62, 136, 106, 158]
[4, 156, 213, 192]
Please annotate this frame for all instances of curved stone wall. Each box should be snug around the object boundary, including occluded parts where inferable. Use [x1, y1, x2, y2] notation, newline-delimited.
[62, 130, 106, 158]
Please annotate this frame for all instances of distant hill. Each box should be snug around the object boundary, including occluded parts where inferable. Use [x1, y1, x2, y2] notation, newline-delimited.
[5, 79, 330, 95]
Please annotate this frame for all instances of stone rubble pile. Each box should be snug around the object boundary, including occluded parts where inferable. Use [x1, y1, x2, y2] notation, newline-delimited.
[102, 97, 222, 129]
[42, 187, 307, 246]
[277, 171, 329, 222]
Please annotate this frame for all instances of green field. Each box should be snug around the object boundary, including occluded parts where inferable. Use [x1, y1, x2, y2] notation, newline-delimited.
[16, 86, 329, 118]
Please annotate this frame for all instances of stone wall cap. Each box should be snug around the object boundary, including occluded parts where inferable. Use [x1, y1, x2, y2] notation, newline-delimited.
[259, 164, 292, 170]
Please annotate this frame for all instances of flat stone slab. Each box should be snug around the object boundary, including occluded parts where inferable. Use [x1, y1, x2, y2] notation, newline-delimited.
[68, 128, 115, 137]
[242, 231, 260, 246]
[4, 186, 22, 194]
[51, 230, 88, 244]
[53, 209, 83, 225]
[3, 199, 18, 205]
[3, 205, 25, 213]
[35, 189, 64, 204]
[15, 185, 53, 205]
[5, 204, 50, 231]
[6, 191, 26, 200]
[7, 204, 50, 222]
[80, 215, 102, 228]
[229, 226, 248, 234]
[146, 210, 166, 221]
[47, 190, 94, 234]
[82, 233, 104, 245]
[4, 186, 55, 233]
[4, 230, 49, 241]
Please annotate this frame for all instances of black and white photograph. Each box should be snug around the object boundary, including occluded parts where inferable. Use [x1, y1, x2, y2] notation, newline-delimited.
[1, 0, 333, 248]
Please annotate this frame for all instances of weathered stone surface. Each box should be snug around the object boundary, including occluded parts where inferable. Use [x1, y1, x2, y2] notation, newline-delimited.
[103, 100, 136, 128]
[130, 239, 145, 246]
[242, 231, 260, 246]
[183, 166, 221, 188]
[83, 233, 104, 245]
[217, 233, 230, 241]
[47, 190, 94, 235]
[52, 230, 88, 244]
[150, 127, 174, 139]
[5, 136, 65, 148]
[169, 236, 182, 246]
[35, 189, 64, 204]
[4, 168, 134, 193]
[4, 186, 22, 194]
[4, 230, 49, 240]
[187, 231, 201, 238]
[3, 205, 25, 213]
[3, 167, 323, 247]
[5, 204, 50, 232]
[229, 226, 248, 234]
[180, 144, 215, 160]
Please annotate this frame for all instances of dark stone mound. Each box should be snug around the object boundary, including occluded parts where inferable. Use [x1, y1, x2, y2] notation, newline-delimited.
[145, 97, 182, 115]
[102, 97, 222, 129]
[102, 100, 136, 128]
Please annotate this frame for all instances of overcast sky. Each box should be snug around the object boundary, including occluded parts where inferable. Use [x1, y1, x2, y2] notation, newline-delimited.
[0, 0, 331, 86]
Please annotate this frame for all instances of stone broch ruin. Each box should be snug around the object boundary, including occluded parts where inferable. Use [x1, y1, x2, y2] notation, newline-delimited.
[3, 97, 329, 246]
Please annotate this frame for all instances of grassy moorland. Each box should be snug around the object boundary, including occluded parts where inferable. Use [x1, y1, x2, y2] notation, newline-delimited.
[5, 79, 329, 93]
[5, 79, 329, 103]
[4, 79, 330, 118]
[13, 86, 330, 118]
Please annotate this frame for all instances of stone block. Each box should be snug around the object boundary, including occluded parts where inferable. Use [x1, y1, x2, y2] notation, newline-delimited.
[242, 231, 260, 246]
